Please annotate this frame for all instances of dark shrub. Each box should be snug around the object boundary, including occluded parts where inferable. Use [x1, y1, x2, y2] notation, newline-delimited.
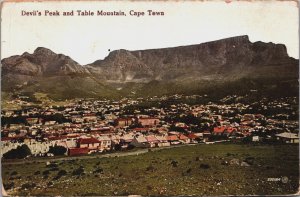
[127, 144, 135, 150]
[47, 163, 58, 168]
[147, 185, 153, 190]
[49, 167, 59, 171]
[34, 171, 40, 175]
[48, 146, 67, 156]
[93, 168, 103, 174]
[146, 165, 155, 172]
[57, 170, 67, 176]
[53, 170, 67, 180]
[114, 144, 122, 151]
[10, 171, 18, 176]
[244, 157, 255, 165]
[186, 168, 192, 174]
[242, 136, 252, 143]
[120, 191, 129, 196]
[21, 183, 36, 190]
[171, 160, 178, 167]
[265, 166, 274, 170]
[3, 145, 31, 159]
[4, 182, 14, 190]
[84, 193, 99, 196]
[53, 175, 61, 181]
[43, 170, 50, 175]
[43, 175, 49, 179]
[200, 163, 210, 169]
[72, 167, 85, 176]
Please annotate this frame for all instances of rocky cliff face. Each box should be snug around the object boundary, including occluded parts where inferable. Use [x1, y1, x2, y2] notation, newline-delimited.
[86, 49, 153, 82]
[1, 35, 298, 99]
[87, 35, 298, 82]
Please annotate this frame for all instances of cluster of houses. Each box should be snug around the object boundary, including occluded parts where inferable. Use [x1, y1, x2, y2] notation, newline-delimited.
[1, 95, 299, 157]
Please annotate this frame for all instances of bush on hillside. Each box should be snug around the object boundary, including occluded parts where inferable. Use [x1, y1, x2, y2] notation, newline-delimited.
[3, 145, 31, 159]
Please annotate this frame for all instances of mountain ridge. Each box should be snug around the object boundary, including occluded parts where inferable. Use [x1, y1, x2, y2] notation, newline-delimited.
[1, 35, 298, 100]
[86, 35, 297, 83]
[2, 47, 89, 76]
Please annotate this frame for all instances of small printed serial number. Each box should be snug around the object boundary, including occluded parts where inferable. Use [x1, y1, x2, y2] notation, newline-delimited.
[267, 176, 288, 183]
[267, 178, 281, 181]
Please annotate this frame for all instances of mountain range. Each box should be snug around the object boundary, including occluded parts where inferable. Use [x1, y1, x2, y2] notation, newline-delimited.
[1, 35, 299, 101]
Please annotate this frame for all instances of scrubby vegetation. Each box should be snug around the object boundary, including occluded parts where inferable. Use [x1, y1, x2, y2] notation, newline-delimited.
[2, 144, 299, 196]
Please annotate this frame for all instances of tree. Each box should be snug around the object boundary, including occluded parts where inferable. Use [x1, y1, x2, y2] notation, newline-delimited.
[48, 146, 67, 156]
[114, 144, 122, 151]
[208, 135, 228, 141]
[169, 125, 187, 134]
[3, 144, 31, 159]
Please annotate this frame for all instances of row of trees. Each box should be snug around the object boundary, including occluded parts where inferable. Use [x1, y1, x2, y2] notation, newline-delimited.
[3, 145, 67, 159]
[2, 113, 71, 127]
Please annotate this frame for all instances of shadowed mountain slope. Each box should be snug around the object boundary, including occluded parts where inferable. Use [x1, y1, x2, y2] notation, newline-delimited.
[1, 35, 298, 100]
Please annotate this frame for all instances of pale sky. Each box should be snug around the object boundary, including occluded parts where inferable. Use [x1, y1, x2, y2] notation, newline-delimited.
[1, 0, 299, 65]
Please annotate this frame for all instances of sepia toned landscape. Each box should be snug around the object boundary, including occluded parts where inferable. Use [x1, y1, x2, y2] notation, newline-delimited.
[1, 34, 299, 196]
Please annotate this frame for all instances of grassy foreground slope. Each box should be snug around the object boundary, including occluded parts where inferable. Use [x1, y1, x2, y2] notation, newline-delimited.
[2, 143, 299, 196]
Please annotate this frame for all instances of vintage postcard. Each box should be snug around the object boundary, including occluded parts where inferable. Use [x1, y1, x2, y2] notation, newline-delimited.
[1, 0, 299, 196]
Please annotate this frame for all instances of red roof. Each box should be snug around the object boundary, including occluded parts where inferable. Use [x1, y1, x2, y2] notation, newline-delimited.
[91, 127, 111, 131]
[1, 136, 24, 141]
[166, 135, 179, 141]
[1, 137, 13, 141]
[146, 135, 159, 142]
[78, 138, 100, 144]
[68, 147, 89, 156]
[133, 128, 149, 131]
[48, 136, 67, 141]
[139, 117, 160, 120]
[187, 133, 198, 139]
[225, 127, 237, 133]
[213, 126, 226, 133]
[179, 134, 188, 140]
[66, 134, 80, 138]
